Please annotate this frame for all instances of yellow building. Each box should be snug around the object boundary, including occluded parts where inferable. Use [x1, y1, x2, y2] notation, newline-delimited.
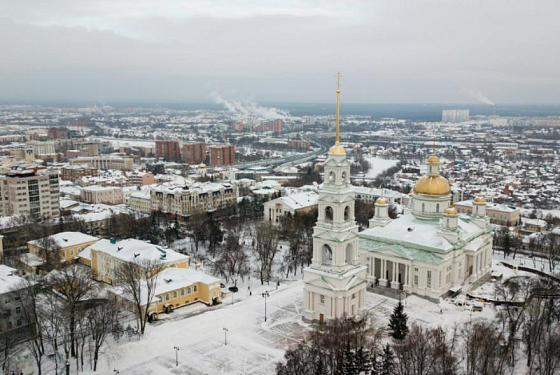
[110, 268, 222, 320]
[89, 238, 189, 285]
[27, 232, 99, 267]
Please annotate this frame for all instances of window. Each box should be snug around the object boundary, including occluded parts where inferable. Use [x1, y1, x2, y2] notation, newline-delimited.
[325, 206, 333, 222]
[187, 287, 192, 294]
[352, 293, 356, 299]
[158, 296, 163, 303]
[166, 293, 170, 301]
[414, 275, 418, 286]
[15, 307, 21, 314]
[194, 285, 198, 293]
[344, 206, 350, 221]
[422, 203, 425, 212]
[173, 291, 177, 299]
[181, 288, 185, 296]
[436, 203, 440, 212]
[427, 271, 432, 289]
[16, 319, 22, 327]
[320, 295, 325, 304]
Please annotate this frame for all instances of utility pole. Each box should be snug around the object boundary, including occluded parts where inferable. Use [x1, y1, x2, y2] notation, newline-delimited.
[223, 327, 229, 345]
[173, 346, 180, 367]
[261, 291, 270, 322]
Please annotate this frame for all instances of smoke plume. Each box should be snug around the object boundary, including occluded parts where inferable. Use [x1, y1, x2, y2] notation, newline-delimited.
[210, 91, 289, 119]
[467, 91, 495, 105]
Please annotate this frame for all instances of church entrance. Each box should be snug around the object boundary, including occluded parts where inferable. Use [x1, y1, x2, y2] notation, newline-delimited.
[319, 313, 324, 324]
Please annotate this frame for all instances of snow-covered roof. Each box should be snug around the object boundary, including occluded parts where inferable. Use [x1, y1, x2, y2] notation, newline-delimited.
[455, 200, 519, 213]
[360, 210, 486, 255]
[88, 238, 188, 265]
[0, 265, 26, 294]
[271, 192, 318, 211]
[28, 231, 99, 249]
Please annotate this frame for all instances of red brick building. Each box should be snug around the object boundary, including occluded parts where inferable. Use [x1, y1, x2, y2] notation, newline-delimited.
[48, 127, 70, 139]
[182, 142, 206, 164]
[61, 165, 99, 182]
[156, 140, 182, 163]
[209, 144, 235, 166]
[256, 119, 283, 133]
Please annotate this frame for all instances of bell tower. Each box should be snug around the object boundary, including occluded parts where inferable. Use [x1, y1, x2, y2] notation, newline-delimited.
[303, 73, 367, 323]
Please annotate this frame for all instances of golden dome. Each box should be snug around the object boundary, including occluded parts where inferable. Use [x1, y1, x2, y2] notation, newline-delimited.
[376, 197, 388, 205]
[473, 196, 486, 203]
[414, 176, 451, 195]
[444, 206, 458, 215]
[329, 144, 346, 155]
[427, 155, 440, 163]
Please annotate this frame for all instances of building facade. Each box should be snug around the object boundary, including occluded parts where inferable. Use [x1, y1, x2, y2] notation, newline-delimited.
[454, 200, 520, 226]
[209, 144, 235, 166]
[264, 191, 318, 224]
[61, 165, 99, 182]
[156, 140, 182, 163]
[81, 186, 124, 205]
[0, 168, 60, 219]
[182, 142, 206, 164]
[70, 156, 134, 171]
[359, 156, 493, 301]
[302, 82, 367, 323]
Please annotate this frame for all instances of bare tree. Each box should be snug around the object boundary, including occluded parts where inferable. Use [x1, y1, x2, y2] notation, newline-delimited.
[253, 223, 280, 285]
[212, 229, 249, 284]
[116, 259, 164, 335]
[87, 300, 119, 371]
[48, 265, 98, 358]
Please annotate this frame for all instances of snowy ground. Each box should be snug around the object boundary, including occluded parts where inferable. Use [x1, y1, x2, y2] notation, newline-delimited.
[81, 276, 496, 375]
[364, 157, 399, 179]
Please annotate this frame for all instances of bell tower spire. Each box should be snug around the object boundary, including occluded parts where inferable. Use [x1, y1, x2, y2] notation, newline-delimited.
[329, 72, 346, 156]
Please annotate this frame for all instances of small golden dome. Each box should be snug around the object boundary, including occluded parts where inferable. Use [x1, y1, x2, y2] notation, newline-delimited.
[444, 206, 458, 215]
[414, 176, 451, 195]
[376, 197, 388, 205]
[427, 155, 440, 163]
[329, 144, 346, 155]
[474, 196, 486, 203]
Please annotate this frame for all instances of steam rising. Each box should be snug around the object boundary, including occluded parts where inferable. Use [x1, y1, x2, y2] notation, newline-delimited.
[468, 91, 495, 105]
[210, 91, 289, 119]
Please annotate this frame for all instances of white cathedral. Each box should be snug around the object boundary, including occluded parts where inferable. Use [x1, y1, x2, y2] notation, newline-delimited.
[302, 81, 493, 323]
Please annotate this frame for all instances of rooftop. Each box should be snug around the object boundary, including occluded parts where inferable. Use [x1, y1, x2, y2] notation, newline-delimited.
[88, 238, 188, 264]
[29, 231, 99, 249]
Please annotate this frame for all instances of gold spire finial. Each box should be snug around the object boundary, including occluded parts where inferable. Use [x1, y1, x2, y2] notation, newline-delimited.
[335, 72, 342, 144]
[432, 139, 436, 155]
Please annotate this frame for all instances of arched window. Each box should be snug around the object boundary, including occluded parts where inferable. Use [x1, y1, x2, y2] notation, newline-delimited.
[322, 245, 333, 265]
[194, 285, 198, 293]
[328, 171, 335, 183]
[422, 203, 425, 212]
[173, 291, 177, 299]
[342, 171, 347, 184]
[344, 206, 350, 221]
[345, 244, 353, 263]
[436, 203, 440, 212]
[325, 206, 334, 223]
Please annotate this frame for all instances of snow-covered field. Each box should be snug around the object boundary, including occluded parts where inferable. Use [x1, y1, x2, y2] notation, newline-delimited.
[364, 157, 400, 179]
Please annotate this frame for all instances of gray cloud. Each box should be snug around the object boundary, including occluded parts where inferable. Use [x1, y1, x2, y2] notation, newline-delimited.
[0, 0, 558, 104]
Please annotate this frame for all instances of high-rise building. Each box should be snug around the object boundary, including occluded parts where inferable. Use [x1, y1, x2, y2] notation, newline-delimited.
[256, 119, 284, 133]
[209, 144, 235, 166]
[182, 142, 206, 164]
[442, 109, 469, 123]
[156, 140, 182, 163]
[0, 168, 60, 220]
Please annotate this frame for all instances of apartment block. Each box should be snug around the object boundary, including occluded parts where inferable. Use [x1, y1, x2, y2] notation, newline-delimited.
[209, 144, 235, 166]
[69, 156, 134, 171]
[181, 142, 206, 164]
[61, 164, 99, 182]
[0, 168, 60, 220]
[156, 140, 182, 163]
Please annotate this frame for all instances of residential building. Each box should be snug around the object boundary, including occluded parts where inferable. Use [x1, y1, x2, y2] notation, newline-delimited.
[81, 185, 123, 205]
[209, 144, 235, 166]
[69, 156, 134, 171]
[0, 168, 60, 219]
[89, 238, 189, 285]
[0, 266, 35, 347]
[454, 200, 520, 226]
[156, 140, 182, 163]
[128, 191, 152, 213]
[125, 170, 155, 186]
[181, 142, 206, 164]
[264, 191, 318, 224]
[351, 186, 407, 205]
[27, 141, 56, 156]
[442, 109, 469, 123]
[150, 182, 237, 217]
[27, 231, 99, 266]
[256, 119, 284, 133]
[48, 127, 70, 139]
[521, 218, 548, 234]
[61, 165, 99, 182]
[110, 267, 222, 319]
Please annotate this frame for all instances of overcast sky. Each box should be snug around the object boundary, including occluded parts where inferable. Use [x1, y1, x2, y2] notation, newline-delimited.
[1, 0, 558, 104]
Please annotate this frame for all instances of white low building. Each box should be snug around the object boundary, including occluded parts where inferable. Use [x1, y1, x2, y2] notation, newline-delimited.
[264, 191, 319, 224]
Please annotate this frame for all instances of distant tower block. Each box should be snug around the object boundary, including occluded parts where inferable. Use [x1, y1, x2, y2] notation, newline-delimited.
[302, 73, 367, 323]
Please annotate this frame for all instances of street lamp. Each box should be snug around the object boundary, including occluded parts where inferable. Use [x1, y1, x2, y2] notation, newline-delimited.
[173, 346, 180, 367]
[66, 360, 70, 375]
[261, 291, 270, 322]
[223, 327, 229, 345]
